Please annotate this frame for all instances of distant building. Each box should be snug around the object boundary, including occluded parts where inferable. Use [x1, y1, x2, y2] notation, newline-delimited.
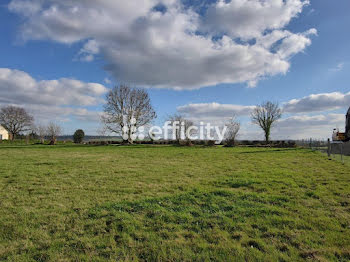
[0, 125, 10, 140]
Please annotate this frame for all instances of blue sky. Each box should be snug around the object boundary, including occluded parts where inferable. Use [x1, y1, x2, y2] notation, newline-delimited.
[1, 0, 349, 139]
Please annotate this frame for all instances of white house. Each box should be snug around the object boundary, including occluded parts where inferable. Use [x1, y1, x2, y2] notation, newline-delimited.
[0, 125, 10, 140]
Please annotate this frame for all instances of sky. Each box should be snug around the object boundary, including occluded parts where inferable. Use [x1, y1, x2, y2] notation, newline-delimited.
[0, 0, 350, 139]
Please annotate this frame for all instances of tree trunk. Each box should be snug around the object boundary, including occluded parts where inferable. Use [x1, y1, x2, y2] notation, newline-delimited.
[265, 130, 270, 144]
[127, 129, 134, 144]
[49, 138, 57, 145]
[226, 139, 235, 147]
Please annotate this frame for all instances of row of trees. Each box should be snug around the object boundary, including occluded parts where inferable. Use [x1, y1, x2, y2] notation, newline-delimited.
[35, 123, 63, 145]
[102, 85, 282, 144]
[0, 105, 78, 144]
[0, 85, 282, 145]
[0, 104, 88, 144]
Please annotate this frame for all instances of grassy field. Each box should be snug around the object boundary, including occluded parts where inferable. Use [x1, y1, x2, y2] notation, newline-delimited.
[0, 144, 349, 261]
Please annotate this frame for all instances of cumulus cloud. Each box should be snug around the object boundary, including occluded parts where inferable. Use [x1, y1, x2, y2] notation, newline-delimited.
[8, 0, 316, 89]
[17, 104, 102, 124]
[178, 101, 345, 139]
[177, 94, 349, 139]
[178, 102, 254, 122]
[202, 0, 309, 40]
[284, 92, 350, 113]
[0, 68, 107, 106]
[227, 114, 345, 140]
[273, 114, 345, 139]
[78, 39, 100, 62]
[178, 92, 350, 120]
[276, 29, 317, 59]
[0, 68, 106, 123]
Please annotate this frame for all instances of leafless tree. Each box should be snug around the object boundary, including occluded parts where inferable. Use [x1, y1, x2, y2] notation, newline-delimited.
[0, 106, 34, 140]
[251, 101, 282, 144]
[46, 122, 62, 145]
[168, 114, 195, 143]
[102, 85, 156, 144]
[35, 124, 47, 144]
[224, 116, 240, 147]
[97, 126, 107, 141]
[168, 114, 183, 143]
[183, 119, 195, 142]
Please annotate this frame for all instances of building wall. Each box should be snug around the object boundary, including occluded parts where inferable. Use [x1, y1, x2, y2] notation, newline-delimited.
[0, 125, 9, 140]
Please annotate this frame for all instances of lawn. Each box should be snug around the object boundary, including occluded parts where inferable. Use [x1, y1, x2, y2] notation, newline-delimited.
[0, 144, 349, 261]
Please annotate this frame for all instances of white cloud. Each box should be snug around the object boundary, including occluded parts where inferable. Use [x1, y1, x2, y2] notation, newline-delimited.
[0, 68, 107, 106]
[104, 78, 112, 84]
[329, 62, 345, 72]
[177, 94, 349, 139]
[20, 104, 102, 124]
[8, 0, 41, 16]
[78, 39, 100, 62]
[273, 114, 345, 139]
[9, 0, 316, 89]
[220, 114, 345, 140]
[277, 29, 317, 59]
[178, 102, 254, 123]
[0, 68, 106, 124]
[284, 91, 350, 113]
[202, 0, 309, 40]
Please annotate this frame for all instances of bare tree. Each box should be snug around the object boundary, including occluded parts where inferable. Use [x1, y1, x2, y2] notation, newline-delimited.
[35, 124, 47, 144]
[46, 122, 62, 145]
[97, 126, 107, 141]
[183, 119, 195, 142]
[251, 101, 282, 144]
[102, 85, 156, 144]
[168, 114, 183, 143]
[0, 106, 34, 140]
[168, 114, 195, 143]
[225, 116, 240, 147]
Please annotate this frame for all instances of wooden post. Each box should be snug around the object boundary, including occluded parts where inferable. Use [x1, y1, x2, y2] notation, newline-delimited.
[341, 143, 344, 164]
[327, 138, 331, 159]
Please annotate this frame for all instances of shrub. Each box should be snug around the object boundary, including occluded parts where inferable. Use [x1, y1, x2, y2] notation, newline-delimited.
[73, 129, 85, 144]
[224, 139, 236, 147]
[185, 140, 193, 147]
[206, 140, 216, 147]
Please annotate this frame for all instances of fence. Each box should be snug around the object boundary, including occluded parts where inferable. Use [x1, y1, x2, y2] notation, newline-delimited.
[297, 138, 350, 165]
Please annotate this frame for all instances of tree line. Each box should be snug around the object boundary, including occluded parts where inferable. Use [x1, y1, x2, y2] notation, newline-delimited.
[102, 85, 282, 144]
[0, 106, 85, 144]
[0, 85, 282, 145]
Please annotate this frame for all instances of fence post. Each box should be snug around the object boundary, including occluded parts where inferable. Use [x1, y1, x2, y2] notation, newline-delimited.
[341, 143, 344, 164]
[327, 138, 331, 159]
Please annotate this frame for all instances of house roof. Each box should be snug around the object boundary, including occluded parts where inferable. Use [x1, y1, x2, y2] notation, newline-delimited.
[0, 125, 8, 132]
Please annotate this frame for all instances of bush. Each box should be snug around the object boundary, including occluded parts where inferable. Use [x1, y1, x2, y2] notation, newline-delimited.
[185, 140, 193, 146]
[224, 139, 236, 147]
[73, 129, 85, 144]
[206, 140, 216, 147]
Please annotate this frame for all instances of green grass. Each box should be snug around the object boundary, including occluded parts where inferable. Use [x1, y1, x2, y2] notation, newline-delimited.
[0, 145, 349, 261]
